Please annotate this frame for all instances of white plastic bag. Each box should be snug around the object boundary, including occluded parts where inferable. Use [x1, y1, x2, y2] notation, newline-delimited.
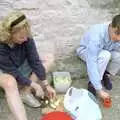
[64, 87, 102, 120]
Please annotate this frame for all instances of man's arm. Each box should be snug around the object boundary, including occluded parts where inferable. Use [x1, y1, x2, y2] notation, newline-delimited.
[86, 34, 102, 90]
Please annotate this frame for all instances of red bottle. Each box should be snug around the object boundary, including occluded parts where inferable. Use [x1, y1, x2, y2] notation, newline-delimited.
[103, 97, 112, 108]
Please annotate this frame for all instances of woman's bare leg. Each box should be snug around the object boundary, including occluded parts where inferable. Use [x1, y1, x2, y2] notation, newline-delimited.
[0, 74, 27, 120]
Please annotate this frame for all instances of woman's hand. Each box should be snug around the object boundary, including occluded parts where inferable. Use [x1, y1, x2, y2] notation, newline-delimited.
[31, 81, 44, 97]
[45, 85, 56, 99]
[41, 80, 56, 99]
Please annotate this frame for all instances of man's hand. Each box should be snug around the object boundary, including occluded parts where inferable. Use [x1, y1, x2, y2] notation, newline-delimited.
[97, 89, 110, 99]
[31, 81, 44, 97]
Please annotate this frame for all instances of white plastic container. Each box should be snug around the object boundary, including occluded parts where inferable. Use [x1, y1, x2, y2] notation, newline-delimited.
[64, 87, 102, 120]
[53, 72, 72, 93]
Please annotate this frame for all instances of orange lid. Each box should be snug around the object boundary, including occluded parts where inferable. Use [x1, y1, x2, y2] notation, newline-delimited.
[41, 111, 73, 120]
[103, 98, 112, 108]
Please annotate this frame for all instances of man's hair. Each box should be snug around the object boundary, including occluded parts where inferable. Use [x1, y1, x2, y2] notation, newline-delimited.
[112, 14, 120, 30]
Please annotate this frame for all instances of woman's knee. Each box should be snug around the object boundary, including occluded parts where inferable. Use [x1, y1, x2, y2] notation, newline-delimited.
[0, 74, 17, 90]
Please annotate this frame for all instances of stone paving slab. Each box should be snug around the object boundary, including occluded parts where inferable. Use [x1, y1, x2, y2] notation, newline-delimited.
[0, 76, 120, 120]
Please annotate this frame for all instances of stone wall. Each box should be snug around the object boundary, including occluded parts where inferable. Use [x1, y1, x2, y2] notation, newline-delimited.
[0, 0, 114, 75]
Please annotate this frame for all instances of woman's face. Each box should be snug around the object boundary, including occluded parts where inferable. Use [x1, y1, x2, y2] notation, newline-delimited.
[11, 27, 28, 44]
[109, 24, 120, 42]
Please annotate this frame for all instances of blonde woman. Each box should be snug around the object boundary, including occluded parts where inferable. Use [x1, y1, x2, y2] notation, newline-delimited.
[0, 11, 56, 120]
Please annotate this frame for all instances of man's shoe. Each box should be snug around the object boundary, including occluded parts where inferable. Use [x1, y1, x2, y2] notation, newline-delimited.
[102, 71, 112, 90]
[20, 92, 41, 108]
[88, 82, 96, 97]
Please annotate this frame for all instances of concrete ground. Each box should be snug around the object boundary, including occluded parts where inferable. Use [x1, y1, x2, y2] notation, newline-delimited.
[0, 55, 120, 120]
[0, 77, 120, 120]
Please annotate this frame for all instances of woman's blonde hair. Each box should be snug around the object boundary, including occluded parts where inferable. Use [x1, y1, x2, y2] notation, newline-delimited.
[0, 11, 31, 44]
